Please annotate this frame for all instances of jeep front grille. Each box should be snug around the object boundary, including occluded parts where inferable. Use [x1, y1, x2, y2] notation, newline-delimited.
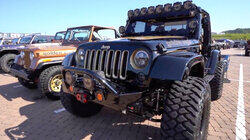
[83, 49, 129, 80]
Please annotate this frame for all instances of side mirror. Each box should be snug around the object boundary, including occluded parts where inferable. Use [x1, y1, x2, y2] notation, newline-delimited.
[119, 26, 125, 35]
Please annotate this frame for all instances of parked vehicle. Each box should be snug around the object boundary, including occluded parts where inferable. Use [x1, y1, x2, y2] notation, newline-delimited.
[10, 26, 119, 100]
[215, 39, 230, 49]
[11, 38, 21, 45]
[52, 31, 66, 43]
[60, 1, 229, 139]
[245, 40, 250, 56]
[0, 35, 54, 73]
[0, 38, 12, 45]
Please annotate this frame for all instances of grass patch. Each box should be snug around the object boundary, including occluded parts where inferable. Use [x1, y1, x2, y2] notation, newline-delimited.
[212, 33, 250, 40]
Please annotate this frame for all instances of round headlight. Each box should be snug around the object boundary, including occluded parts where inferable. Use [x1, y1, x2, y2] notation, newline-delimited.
[133, 50, 149, 69]
[173, 2, 182, 11]
[134, 9, 140, 17]
[20, 51, 25, 58]
[164, 4, 172, 12]
[140, 7, 147, 15]
[148, 6, 155, 15]
[77, 49, 85, 61]
[183, 1, 193, 10]
[128, 10, 134, 18]
[30, 52, 34, 60]
[156, 5, 163, 14]
[189, 20, 198, 29]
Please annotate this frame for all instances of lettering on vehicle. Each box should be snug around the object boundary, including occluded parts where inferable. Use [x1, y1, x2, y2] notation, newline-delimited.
[41, 50, 74, 56]
[101, 45, 110, 50]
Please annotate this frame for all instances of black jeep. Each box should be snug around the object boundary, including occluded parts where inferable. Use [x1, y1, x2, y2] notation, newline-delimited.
[60, 1, 229, 139]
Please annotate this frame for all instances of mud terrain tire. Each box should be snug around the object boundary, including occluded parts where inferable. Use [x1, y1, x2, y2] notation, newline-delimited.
[61, 92, 103, 117]
[209, 61, 224, 101]
[161, 77, 211, 140]
[0, 54, 16, 73]
[39, 65, 62, 100]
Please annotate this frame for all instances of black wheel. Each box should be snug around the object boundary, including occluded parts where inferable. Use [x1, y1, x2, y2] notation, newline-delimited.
[245, 50, 249, 56]
[161, 77, 211, 140]
[209, 61, 224, 101]
[39, 66, 63, 100]
[18, 78, 38, 89]
[0, 54, 16, 73]
[61, 92, 103, 117]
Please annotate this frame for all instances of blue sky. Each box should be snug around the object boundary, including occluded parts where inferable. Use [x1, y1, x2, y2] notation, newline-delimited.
[0, 0, 249, 35]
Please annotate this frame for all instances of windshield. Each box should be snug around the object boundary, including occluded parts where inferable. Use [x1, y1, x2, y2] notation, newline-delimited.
[65, 28, 91, 41]
[126, 20, 188, 37]
[32, 36, 53, 44]
[19, 37, 32, 44]
[92, 29, 116, 41]
[12, 38, 19, 45]
[55, 32, 65, 40]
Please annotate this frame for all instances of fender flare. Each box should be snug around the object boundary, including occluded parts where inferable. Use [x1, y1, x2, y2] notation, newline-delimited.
[206, 50, 220, 74]
[149, 53, 204, 81]
[36, 60, 63, 70]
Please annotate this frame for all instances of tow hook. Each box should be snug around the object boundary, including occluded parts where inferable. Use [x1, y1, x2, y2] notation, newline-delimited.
[76, 93, 88, 103]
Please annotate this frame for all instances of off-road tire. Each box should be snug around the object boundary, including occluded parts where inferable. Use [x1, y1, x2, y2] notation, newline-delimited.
[18, 78, 38, 89]
[39, 65, 62, 100]
[161, 77, 211, 140]
[61, 92, 103, 117]
[209, 61, 224, 101]
[245, 50, 249, 56]
[0, 54, 16, 73]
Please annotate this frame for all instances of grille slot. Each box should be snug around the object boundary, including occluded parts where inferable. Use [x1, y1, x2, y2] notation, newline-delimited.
[83, 49, 129, 79]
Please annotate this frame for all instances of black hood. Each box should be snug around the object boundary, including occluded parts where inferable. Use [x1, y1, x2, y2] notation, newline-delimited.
[78, 38, 200, 51]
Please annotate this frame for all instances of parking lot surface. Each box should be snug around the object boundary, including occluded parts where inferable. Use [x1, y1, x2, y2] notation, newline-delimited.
[0, 48, 249, 140]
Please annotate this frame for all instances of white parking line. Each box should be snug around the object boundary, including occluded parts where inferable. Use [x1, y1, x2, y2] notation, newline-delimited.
[229, 79, 250, 83]
[235, 64, 246, 140]
[13, 85, 22, 88]
[54, 108, 66, 114]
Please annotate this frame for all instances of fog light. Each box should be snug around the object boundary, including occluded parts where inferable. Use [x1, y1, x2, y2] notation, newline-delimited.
[69, 86, 74, 92]
[83, 74, 94, 91]
[156, 5, 163, 14]
[164, 4, 172, 12]
[173, 2, 182, 11]
[148, 6, 155, 14]
[128, 10, 134, 18]
[140, 7, 147, 15]
[65, 71, 74, 85]
[96, 94, 103, 102]
[183, 1, 193, 10]
[134, 9, 140, 17]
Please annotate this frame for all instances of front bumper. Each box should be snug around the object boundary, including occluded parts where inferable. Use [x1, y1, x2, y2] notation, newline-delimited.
[10, 64, 36, 81]
[62, 66, 143, 111]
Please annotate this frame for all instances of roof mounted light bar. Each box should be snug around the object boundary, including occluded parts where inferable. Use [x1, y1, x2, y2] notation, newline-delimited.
[127, 1, 197, 19]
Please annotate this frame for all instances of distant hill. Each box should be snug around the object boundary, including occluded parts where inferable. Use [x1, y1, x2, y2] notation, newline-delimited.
[223, 28, 250, 34]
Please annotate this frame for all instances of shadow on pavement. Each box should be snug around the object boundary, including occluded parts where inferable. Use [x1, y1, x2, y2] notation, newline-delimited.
[4, 100, 161, 140]
[0, 82, 43, 102]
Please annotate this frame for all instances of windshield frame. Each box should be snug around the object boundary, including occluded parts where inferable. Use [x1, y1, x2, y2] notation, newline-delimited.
[19, 36, 33, 44]
[64, 27, 92, 43]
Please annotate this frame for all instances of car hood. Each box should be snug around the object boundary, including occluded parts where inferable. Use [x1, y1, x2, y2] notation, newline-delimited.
[0, 44, 26, 49]
[78, 37, 200, 51]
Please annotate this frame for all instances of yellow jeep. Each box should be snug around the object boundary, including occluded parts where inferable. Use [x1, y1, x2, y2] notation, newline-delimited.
[10, 25, 118, 100]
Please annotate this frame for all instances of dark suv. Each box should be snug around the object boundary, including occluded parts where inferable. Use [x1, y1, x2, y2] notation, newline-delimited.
[245, 40, 250, 56]
[60, 1, 229, 139]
